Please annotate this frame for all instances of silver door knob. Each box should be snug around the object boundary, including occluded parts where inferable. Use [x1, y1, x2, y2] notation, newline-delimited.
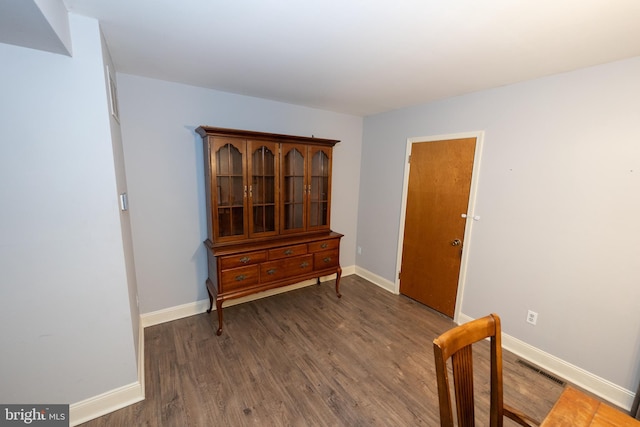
[451, 239, 462, 246]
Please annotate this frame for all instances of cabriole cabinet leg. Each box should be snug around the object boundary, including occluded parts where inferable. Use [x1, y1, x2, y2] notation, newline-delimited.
[335, 266, 342, 298]
[216, 299, 224, 336]
[206, 291, 213, 313]
[205, 278, 216, 313]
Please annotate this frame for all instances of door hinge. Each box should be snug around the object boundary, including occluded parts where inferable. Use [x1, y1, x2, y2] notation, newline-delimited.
[408, 155, 411, 163]
[398, 271, 401, 280]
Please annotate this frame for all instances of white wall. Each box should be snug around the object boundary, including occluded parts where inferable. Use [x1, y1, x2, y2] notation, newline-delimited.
[100, 29, 141, 370]
[116, 74, 363, 314]
[359, 57, 640, 400]
[0, 15, 137, 404]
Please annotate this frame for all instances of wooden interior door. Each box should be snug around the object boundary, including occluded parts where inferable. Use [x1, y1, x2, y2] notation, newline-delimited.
[399, 138, 476, 317]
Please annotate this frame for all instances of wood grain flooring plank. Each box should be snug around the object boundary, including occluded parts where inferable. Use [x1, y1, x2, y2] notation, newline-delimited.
[79, 275, 563, 426]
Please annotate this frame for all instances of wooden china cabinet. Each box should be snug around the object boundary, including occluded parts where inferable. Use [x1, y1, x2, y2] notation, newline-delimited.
[196, 126, 343, 335]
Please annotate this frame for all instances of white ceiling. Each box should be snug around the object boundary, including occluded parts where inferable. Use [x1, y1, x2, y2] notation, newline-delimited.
[57, 1, 640, 116]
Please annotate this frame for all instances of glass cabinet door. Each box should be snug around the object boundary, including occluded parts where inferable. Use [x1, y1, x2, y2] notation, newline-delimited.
[199, 126, 337, 246]
[213, 138, 247, 241]
[308, 147, 331, 230]
[248, 140, 278, 237]
[281, 144, 307, 233]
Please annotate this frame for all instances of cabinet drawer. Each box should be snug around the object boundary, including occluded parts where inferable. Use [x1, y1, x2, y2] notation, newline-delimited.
[314, 250, 339, 270]
[261, 255, 313, 282]
[268, 244, 307, 260]
[308, 239, 340, 253]
[220, 265, 259, 292]
[219, 250, 267, 269]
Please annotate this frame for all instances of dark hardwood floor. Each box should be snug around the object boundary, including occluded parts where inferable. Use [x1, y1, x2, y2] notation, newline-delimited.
[80, 275, 564, 426]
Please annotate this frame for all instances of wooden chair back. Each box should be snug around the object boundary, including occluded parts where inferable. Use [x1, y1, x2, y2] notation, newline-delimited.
[432, 313, 537, 427]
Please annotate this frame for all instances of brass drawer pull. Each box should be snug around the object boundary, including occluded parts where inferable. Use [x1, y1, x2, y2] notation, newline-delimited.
[323, 257, 331, 263]
[267, 268, 277, 275]
[300, 261, 309, 268]
[321, 243, 328, 249]
[235, 275, 246, 281]
[284, 249, 293, 255]
[239, 256, 251, 264]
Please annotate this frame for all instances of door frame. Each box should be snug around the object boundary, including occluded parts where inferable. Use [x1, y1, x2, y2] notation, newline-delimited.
[395, 131, 485, 323]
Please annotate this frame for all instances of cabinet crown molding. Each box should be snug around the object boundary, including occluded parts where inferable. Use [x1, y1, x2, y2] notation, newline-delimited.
[196, 126, 340, 147]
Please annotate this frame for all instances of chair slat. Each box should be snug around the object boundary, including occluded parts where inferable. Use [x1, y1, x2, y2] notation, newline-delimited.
[453, 345, 475, 427]
[433, 313, 540, 427]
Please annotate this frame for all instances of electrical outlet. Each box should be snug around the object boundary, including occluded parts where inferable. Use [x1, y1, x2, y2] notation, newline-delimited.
[527, 310, 538, 325]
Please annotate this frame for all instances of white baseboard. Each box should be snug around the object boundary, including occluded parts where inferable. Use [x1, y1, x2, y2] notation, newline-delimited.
[341, 264, 356, 277]
[141, 298, 211, 328]
[457, 313, 635, 411]
[70, 382, 144, 426]
[137, 319, 145, 400]
[69, 322, 145, 426]
[354, 265, 396, 293]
